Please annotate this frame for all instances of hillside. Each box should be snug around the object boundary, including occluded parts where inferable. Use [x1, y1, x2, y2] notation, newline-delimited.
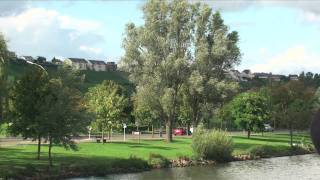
[7, 61, 134, 92]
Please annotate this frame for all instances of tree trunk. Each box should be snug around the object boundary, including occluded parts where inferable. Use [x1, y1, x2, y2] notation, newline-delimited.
[290, 125, 293, 148]
[247, 129, 251, 139]
[159, 121, 163, 138]
[151, 124, 154, 138]
[48, 136, 53, 167]
[37, 135, 41, 160]
[108, 129, 111, 140]
[0, 97, 3, 123]
[186, 123, 190, 136]
[102, 130, 104, 144]
[166, 119, 172, 143]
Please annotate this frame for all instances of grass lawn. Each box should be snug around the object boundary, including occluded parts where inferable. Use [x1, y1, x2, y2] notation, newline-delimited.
[0, 132, 312, 178]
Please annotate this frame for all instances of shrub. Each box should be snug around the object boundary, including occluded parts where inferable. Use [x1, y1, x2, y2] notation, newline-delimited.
[249, 145, 282, 158]
[148, 153, 171, 168]
[191, 125, 234, 162]
[249, 145, 312, 158]
[0, 123, 9, 137]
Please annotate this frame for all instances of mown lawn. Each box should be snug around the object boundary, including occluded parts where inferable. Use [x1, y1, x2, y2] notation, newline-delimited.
[0, 132, 311, 178]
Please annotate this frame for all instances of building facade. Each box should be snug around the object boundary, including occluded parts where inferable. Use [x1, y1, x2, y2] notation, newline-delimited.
[65, 58, 88, 70]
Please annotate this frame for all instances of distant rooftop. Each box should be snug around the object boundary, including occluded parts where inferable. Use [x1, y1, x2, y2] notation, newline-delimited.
[88, 60, 106, 65]
[68, 58, 87, 63]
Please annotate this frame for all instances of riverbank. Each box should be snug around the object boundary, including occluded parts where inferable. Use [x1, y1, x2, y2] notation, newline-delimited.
[0, 133, 314, 179]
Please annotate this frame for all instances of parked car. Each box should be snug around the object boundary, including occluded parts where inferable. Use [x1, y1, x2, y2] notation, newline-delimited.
[264, 124, 274, 132]
[173, 128, 186, 136]
[173, 128, 192, 136]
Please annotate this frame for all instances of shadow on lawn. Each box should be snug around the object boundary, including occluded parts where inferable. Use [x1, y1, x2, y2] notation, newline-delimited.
[233, 136, 299, 144]
[0, 147, 150, 179]
[128, 145, 175, 150]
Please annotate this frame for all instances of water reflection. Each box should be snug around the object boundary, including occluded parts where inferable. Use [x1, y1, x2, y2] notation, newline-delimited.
[72, 154, 320, 180]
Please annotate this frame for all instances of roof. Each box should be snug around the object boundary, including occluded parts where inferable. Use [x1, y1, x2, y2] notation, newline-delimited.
[88, 60, 106, 65]
[289, 74, 299, 77]
[22, 56, 34, 61]
[52, 57, 63, 62]
[253, 72, 271, 76]
[68, 58, 87, 63]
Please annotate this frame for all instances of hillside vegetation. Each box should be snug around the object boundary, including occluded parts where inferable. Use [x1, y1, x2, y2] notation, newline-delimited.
[7, 61, 134, 92]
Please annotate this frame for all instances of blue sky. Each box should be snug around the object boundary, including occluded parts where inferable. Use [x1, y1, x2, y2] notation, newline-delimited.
[0, 0, 320, 75]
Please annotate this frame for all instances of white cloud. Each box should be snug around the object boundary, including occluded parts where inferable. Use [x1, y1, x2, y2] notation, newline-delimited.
[0, 8, 106, 59]
[301, 11, 320, 23]
[0, 1, 29, 16]
[249, 45, 320, 75]
[79, 45, 102, 55]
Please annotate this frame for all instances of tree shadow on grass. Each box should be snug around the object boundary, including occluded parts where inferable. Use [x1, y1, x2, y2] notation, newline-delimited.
[128, 145, 175, 150]
[233, 136, 298, 144]
[0, 147, 150, 178]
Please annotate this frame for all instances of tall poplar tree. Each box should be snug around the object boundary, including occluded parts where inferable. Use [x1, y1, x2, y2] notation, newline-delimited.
[122, 0, 241, 142]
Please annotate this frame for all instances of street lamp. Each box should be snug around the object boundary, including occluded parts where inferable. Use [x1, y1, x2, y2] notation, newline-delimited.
[123, 123, 127, 141]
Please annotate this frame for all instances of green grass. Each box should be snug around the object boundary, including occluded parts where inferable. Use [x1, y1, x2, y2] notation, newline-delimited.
[0, 133, 312, 178]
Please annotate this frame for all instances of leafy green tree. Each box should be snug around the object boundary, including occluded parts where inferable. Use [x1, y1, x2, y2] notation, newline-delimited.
[0, 33, 9, 123]
[86, 80, 128, 143]
[133, 97, 158, 137]
[271, 80, 315, 147]
[9, 68, 49, 159]
[121, 1, 240, 142]
[122, 0, 195, 142]
[39, 78, 90, 166]
[230, 92, 269, 138]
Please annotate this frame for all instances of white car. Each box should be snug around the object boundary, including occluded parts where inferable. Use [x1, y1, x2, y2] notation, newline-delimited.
[264, 124, 274, 132]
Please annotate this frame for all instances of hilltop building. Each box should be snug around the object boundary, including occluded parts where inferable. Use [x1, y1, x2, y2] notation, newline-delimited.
[65, 58, 88, 70]
[51, 57, 64, 65]
[88, 60, 107, 71]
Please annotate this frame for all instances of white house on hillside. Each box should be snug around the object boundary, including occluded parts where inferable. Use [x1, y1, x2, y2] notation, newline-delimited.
[65, 58, 88, 70]
[88, 60, 107, 71]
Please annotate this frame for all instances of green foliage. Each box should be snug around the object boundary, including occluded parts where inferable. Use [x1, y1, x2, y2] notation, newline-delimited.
[230, 91, 270, 138]
[249, 145, 282, 158]
[9, 68, 49, 140]
[0, 123, 9, 136]
[249, 144, 312, 158]
[192, 125, 234, 162]
[148, 153, 171, 168]
[0, 33, 9, 123]
[40, 77, 91, 150]
[86, 80, 128, 138]
[121, 1, 241, 141]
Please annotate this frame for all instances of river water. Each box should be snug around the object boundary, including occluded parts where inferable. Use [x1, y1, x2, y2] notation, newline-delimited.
[72, 154, 320, 180]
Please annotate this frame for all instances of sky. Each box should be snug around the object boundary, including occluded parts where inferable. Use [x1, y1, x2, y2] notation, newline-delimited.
[0, 0, 320, 75]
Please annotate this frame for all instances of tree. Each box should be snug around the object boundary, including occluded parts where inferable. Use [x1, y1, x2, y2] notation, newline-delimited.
[86, 80, 128, 143]
[133, 96, 158, 137]
[122, 0, 194, 142]
[121, 0, 240, 142]
[0, 33, 9, 123]
[9, 68, 49, 160]
[39, 78, 90, 166]
[271, 80, 315, 147]
[230, 92, 269, 138]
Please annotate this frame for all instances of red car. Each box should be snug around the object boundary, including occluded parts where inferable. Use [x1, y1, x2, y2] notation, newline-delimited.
[173, 128, 186, 136]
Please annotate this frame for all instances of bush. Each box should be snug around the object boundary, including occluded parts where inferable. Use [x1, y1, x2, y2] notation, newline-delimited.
[191, 125, 234, 162]
[148, 153, 171, 168]
[249, 145, 282, 158]
[249, 145, 313, 158]
[0, 123, 9, 137]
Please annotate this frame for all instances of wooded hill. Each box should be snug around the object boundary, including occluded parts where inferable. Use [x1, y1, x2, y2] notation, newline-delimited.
[7, 61, 134, 93]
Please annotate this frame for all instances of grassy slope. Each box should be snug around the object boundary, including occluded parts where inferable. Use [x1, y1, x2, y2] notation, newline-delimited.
[7, 61, 133, 92]
[0, 133, 311, 177]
